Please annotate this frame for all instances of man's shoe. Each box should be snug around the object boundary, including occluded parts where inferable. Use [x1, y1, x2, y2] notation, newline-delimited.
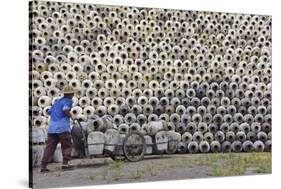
[40, 168, 50, 173]
[61, 163, 74, 170]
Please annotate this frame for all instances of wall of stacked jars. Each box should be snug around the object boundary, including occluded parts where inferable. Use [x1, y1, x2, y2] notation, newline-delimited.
[30, 1, 272, 166]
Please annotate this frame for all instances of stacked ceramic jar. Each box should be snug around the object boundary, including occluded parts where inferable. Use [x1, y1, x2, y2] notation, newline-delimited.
[30, 1, 272, 166]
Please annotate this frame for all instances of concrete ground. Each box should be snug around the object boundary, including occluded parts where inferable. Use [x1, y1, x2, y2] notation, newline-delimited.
[32, 152, 271, 189]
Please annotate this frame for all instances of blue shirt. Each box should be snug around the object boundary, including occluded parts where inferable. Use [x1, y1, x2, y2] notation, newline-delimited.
[48, 96, 73, 134]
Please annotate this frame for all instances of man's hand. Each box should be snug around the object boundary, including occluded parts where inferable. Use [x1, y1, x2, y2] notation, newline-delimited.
[72, 119, 78, 125]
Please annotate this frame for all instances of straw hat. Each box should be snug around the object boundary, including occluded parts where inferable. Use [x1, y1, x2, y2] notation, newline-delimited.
[63, 85, 75, 94]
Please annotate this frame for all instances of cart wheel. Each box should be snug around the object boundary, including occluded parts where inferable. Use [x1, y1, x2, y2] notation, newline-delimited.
[165, 140, 178, 154]
[123, 131, 146, 162]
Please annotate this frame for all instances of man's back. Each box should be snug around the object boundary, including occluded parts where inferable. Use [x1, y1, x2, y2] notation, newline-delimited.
[48, 96, 73, 134]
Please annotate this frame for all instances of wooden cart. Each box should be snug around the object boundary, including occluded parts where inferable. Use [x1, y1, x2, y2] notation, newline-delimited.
[71, 120, 179, 162]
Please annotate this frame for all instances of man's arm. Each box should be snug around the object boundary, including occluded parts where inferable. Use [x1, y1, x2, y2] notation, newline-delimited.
[63, 109, 73, 119]
[63, 99, 74, 120]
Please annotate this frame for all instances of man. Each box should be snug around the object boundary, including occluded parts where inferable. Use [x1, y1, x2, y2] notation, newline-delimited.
[40, 85, 75, 172]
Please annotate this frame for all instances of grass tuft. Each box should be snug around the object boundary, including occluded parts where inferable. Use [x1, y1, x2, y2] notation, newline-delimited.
[109, 161, 123, 169]
[130, 169, 145, 180]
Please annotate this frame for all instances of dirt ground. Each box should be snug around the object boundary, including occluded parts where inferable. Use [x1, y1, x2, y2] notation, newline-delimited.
[32, 152, 271, 189]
